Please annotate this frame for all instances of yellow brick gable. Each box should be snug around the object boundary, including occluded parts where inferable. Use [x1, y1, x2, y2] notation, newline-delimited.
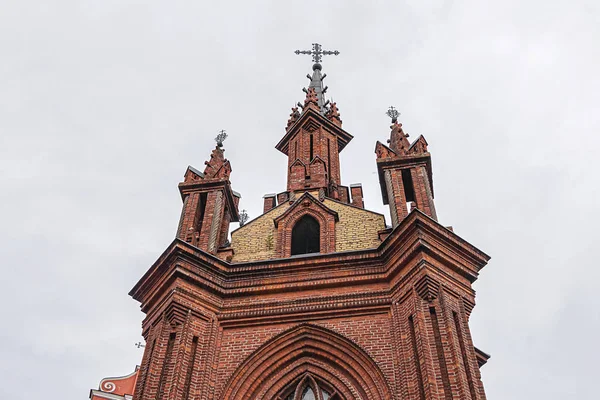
[230, 202, 291, 262]
[323, 199, 386, 252]
[230, 196, 386, 263]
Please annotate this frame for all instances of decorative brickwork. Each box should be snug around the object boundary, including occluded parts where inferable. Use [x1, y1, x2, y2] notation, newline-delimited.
[108, 60, 495, 400]
[376, 135, 437, 223]
[221, 324, 392, 400]
[274, 192, 337, 257]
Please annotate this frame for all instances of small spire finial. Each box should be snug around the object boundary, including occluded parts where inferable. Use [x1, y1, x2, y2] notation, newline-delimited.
[215, 130, 228, 147]
[386, 106, 400, 123]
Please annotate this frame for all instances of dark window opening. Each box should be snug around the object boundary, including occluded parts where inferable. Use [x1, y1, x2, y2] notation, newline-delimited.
[309, 134, 314, 161]
[327, 138, 331, 178]
[401, 169, 416, 202]
[196, 192, 207, 233]
[291, 215, 320, 255]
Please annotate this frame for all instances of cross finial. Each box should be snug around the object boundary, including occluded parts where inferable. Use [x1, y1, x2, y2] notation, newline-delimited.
[295, 43, 340, 65]
[386, 106, 400, 123]
[215, 130, 228, 147]
[135, 342, 146, 348]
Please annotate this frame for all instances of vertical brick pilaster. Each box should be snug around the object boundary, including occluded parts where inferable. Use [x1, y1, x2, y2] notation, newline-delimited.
[419, 166, 437, 221]
[218, 205, 231, 248]
[208, 191, 224, 253]
[385, 169, 410, 227]
[201, 317, 220, 400]
[454, 302, 487, 400]
[137, 318, 171, 400]
[410, 167, 437, 221]
[177, 193, 203, 244]
[197, 191, 225, 253]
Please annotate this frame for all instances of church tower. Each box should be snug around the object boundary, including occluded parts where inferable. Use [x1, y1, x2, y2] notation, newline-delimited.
[108, 44, 492, 400]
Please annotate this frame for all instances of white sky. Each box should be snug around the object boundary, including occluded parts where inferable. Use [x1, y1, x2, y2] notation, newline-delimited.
[1, 1, 599, 399]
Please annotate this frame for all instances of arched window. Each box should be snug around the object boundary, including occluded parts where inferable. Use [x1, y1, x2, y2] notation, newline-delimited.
[291, 215, 320, 255]
[281, 375, 341, 400]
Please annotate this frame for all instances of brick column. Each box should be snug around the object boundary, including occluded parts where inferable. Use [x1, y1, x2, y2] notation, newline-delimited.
[410, 166, 437, 221]
[384, 169, 409, 227]
[176, 193, 204, 244]
[197, 191, 225, 253]
[394, 274, 487, 400]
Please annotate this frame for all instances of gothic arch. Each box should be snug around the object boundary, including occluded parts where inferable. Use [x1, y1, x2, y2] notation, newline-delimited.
[291, 214, 320, 255]
[274, 194, 337, 257]
[221, 324, 392, 400]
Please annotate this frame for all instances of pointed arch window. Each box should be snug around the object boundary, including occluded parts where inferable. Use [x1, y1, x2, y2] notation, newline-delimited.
[280, 375, 342, 400]
[291, 215, 320, 255]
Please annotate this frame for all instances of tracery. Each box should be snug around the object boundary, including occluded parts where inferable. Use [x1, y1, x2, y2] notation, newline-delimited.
[278, 375, 342, 400]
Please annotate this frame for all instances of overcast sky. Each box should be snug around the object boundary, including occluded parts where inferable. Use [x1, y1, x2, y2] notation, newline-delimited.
[1, 1, 599, 399]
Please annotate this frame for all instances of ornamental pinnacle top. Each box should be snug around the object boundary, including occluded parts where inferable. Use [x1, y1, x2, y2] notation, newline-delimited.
[295, 43, 340, 113]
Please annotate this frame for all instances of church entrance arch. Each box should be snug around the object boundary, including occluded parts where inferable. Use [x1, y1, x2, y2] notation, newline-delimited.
[221, 324, 392, 400]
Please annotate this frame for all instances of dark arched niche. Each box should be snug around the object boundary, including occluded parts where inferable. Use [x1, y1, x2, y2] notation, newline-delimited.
[291, 215, 320, 255]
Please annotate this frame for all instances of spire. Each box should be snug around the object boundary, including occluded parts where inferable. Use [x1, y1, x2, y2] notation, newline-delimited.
[202, 131, 232, 180]
[307, 63, 327, 112]
[295, 43, 340, 114]
[386, 106, 410, 154]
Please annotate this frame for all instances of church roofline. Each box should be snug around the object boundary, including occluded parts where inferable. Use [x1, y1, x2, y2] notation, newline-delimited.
[130, 208, 489, 306]
[322, 195, 386, 219]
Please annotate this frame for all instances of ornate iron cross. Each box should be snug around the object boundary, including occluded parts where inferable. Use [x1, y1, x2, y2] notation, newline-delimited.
[295, 43, 340, 64]
[215, 129, 228, 147]
[386, 106, 400, 123]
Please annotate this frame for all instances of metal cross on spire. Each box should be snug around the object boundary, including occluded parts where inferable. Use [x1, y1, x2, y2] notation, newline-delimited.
[295, 43, 340, 65]
[215, 129, 228, 147]
[386, 106, 400, 123]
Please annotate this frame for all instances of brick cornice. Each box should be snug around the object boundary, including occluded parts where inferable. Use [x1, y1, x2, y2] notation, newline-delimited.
[130, 210, 489, 312]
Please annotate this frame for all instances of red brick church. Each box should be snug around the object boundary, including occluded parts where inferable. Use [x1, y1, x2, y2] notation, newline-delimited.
[91, 44, 492, 400]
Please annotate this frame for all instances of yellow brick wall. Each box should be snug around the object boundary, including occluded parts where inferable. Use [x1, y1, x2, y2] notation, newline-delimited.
[323, 199, 386, 252]
[230, 195, 386, 262]
[230, 203, 291, 262]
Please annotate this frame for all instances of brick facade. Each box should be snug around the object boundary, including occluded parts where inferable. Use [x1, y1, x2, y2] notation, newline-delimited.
[122, 62, 492, 400]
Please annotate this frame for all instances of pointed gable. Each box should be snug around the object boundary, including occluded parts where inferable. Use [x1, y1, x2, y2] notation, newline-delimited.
[273, 192, 338, 228]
